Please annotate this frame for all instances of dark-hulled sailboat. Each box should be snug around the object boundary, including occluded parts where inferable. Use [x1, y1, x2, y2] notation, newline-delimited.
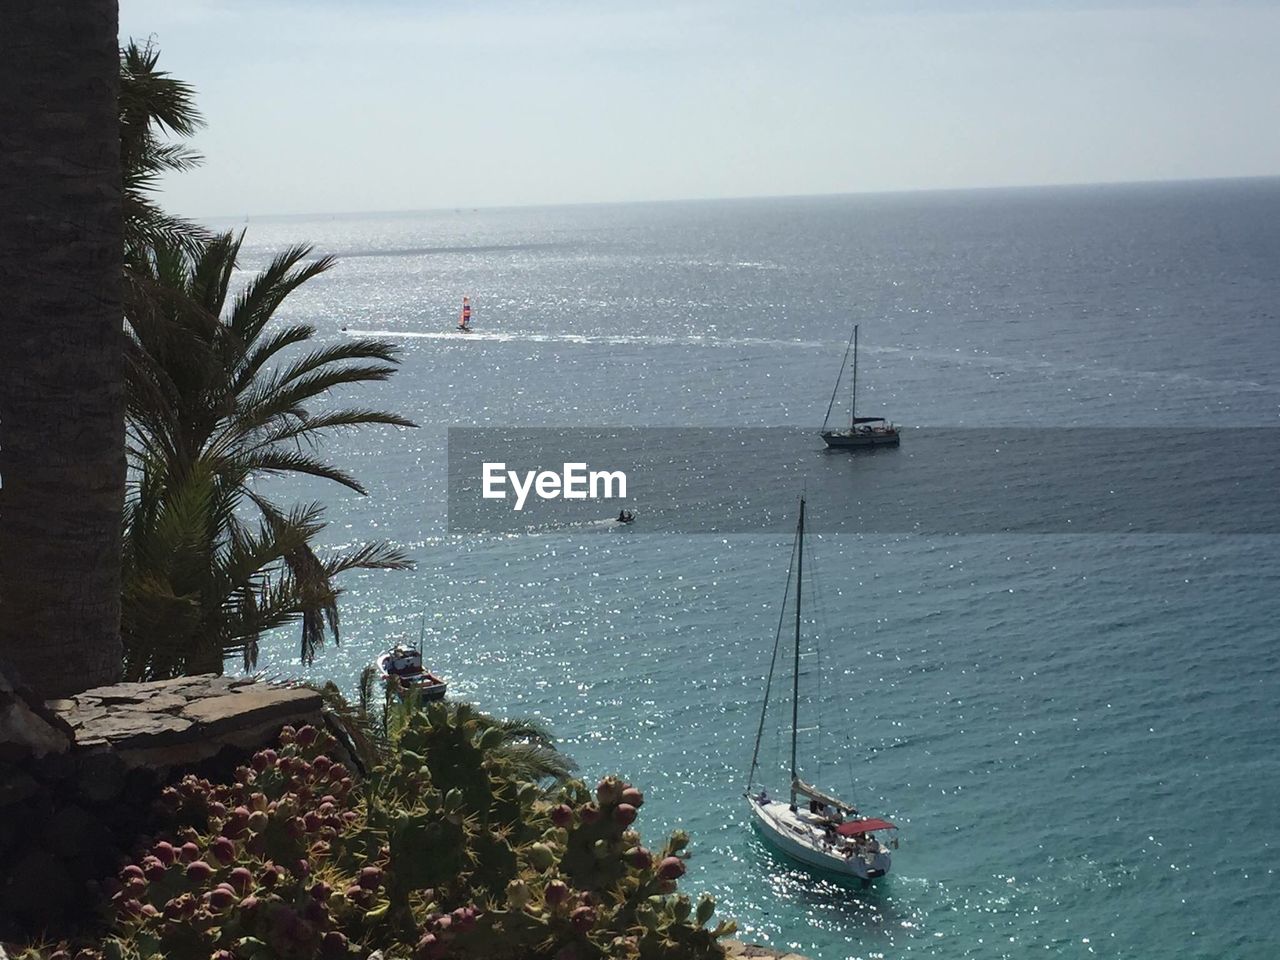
[821, 324, 899, 448]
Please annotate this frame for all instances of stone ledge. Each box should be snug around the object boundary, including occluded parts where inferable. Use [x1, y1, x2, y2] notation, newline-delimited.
[1, 673, 333, 936]
[181, 685, 323, 733]
[47, 674, 322, 763]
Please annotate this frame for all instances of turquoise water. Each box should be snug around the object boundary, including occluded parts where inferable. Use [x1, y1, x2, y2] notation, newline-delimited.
[233, 180, 1280, 959]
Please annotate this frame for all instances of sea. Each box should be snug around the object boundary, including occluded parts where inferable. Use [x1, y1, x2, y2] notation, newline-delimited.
[226, 178, 1280, 960]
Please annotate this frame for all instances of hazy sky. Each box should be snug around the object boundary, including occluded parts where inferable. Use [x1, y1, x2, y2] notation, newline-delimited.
[119, 0, 1280, 217]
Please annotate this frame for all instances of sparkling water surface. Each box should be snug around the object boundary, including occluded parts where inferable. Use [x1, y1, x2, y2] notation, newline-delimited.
[227, 180, 1280, 959]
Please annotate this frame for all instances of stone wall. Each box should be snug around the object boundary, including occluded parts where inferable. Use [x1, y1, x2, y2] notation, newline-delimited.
[0, 668, 333, 938]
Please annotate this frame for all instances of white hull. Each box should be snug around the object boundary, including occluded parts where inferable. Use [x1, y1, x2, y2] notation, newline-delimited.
[749, 799, 891, 880]
[375, 653, 447, 700]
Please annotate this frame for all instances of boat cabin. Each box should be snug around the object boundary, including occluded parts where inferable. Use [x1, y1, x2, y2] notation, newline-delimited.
[384, 645, 423, 676]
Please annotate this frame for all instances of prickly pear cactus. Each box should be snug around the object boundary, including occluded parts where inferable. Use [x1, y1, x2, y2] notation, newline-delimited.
[18, 713, 734, 960]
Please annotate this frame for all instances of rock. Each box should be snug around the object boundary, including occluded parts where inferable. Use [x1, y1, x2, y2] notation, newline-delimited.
[77, 748, 127, 803]
[53, 702, 109, 732]
[0, 662, 72, 761]
[33, 748, 77, 781]
[45, 803, 104, 858]
[139, 692, 191, 713]
[0, 846, 76, 931]
[81, 682, 164, 704]
[76, 708, 193, 749]
[181, 685, 323, 734]
[1, 675, 334, 941]
[0, 764, 40, 806]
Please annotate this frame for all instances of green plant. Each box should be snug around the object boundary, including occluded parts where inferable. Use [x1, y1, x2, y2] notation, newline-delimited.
[121, 231, 416, 678]
[116, 40, 415, 680]
[41, 713, 733, 960]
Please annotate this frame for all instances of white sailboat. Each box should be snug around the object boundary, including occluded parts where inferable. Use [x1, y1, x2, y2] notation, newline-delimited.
[744, 497, 898, 881]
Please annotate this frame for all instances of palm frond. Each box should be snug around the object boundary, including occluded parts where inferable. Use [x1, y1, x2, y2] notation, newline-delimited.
[254, 409, 419, 451]
[235, 449, 368, 494]
[273, 339, 403, 388]
[119, 96, 414, 679]
[316, 680, 388, 774]
[228, 245, 335, 346]
[321, 541, 415, 576]
[488, 742, 579, 784]
[120, 39, 204, 140]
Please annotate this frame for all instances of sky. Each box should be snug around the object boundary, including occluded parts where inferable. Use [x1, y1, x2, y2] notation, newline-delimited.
[119, 0, 1280, 217]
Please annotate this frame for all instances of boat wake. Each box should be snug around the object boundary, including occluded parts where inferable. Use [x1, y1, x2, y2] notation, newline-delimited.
[342, 328, 1279, 398]
[341, 329, 826, 350]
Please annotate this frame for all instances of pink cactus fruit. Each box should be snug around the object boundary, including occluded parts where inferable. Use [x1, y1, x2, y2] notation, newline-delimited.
[549, 803, 575, 828]
[613, 803, 638, 826]
[595, 776, 625, 806]
[657, 856, 686, 880]
[570, 904, 597, 932]
[185, 860, 213, 882]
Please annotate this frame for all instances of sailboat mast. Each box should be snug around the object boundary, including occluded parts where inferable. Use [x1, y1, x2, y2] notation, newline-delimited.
[790, 498, 805, 807]
[821, 325, 857, 434]
[849, 324, 859, 429]
[745, 527, 798, 794]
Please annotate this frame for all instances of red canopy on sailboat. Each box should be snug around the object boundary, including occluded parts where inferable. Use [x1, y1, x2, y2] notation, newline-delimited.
[836, 818, 897, 836]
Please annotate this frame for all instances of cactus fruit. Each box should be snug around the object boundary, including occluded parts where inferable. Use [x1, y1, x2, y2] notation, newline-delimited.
[140, 857, 167, 882]
[545, 879, 571, 907]
[209, 835, 235, 864]
[613, 803, 638, 826]
[505, 879, 532, 910]
[527, 842, 556, 870]
[595, 776, 626, 806]
[90, 704, 727, 960]
[151, 841, 176, 866]
[620, 787, 644, 808]
[184, 860, 213, 882]
[657, 856, 686, 880]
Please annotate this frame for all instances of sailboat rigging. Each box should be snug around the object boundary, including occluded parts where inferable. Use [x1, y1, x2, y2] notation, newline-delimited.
[820, 324, 900, 447]
[745, 497, 898, 881]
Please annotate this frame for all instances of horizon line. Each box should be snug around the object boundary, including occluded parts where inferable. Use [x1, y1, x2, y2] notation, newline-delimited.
[198, 172, 1280, 224]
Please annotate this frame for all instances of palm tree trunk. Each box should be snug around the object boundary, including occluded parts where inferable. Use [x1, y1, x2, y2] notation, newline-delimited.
[0, 0, 125, 697]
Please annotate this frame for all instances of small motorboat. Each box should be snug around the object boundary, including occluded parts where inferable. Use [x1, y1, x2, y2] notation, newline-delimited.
[616, 509, 635, 524]
[375, 644, 447, 700]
